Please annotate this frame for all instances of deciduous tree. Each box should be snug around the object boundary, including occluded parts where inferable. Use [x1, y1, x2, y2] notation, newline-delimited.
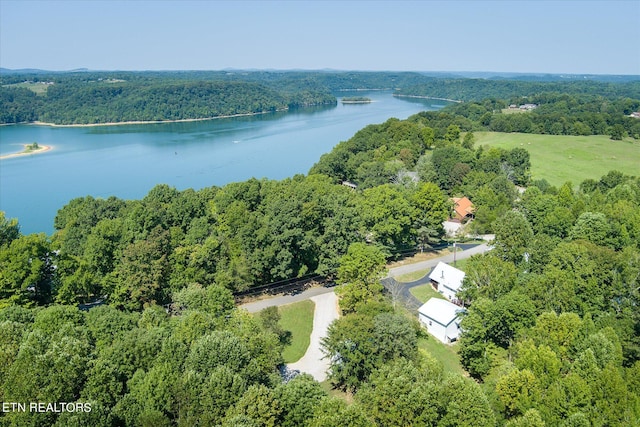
[336, 242, 386, 314]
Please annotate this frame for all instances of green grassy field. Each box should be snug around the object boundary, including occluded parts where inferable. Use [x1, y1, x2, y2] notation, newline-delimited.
[410, 283, 446, 303]
[474, 132, 640, 188]
[418, 337, 465, 376]
[278, 300, 315, 363]
[500, 108, 531, 115]
[396, 269, 430, 283]
[3, 81, 51, 95]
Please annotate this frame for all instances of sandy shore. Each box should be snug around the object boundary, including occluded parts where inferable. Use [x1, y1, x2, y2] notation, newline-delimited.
[0, 144, 53, 160]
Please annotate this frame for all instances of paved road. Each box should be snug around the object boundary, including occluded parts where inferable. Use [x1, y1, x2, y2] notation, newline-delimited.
[383, 243, 492, 310]
[240, 285, 336, 313]
[388, 243, 491, 278]
[240, 243, 492, 313]
[287, 292, 339, 382]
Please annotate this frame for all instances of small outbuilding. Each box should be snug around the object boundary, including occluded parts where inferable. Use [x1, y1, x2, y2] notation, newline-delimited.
[428, 261, 465, 302]
[341, 181, 358, 190]
[418, 298, 465, 343]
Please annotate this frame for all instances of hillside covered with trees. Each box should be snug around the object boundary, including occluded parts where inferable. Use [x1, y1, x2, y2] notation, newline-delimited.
[2, 70, 639, 125]
[1, 76, 639, 426]
[0, 71, 337, 124]
[395, 77, 640, 102]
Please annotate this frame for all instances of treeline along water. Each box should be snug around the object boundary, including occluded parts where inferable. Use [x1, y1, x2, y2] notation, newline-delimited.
[0, 92, 446, 234]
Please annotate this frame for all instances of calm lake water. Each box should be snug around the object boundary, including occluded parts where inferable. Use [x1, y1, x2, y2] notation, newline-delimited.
[0, 92, 445, 234]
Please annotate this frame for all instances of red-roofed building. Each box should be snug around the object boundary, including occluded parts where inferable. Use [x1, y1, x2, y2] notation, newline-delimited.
[451, 197, 475, 222]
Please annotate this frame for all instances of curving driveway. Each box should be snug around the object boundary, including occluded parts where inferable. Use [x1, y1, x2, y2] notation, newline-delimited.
[239, 288, 340, 381]
[286, 291, 339, 382]
[240, 286, 336, 313]
[239, 242, 491, 381]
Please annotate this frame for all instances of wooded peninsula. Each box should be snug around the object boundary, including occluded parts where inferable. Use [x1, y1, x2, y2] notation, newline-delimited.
[0, 70, 639, 427]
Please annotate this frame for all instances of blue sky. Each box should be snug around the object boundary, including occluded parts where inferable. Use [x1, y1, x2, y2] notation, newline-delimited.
[1, 0, 639, 75]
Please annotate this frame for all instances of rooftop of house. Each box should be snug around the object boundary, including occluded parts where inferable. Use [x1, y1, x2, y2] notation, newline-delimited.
[452, 196, 474, 219]
[418, 297, 465, 326]
[428, 261, 466, 292]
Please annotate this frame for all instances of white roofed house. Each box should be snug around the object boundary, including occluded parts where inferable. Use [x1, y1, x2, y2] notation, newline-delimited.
[428, 261, 465, 303]
[418, 298, 465, 343]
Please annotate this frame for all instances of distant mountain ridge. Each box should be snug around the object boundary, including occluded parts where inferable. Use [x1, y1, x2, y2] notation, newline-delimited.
[0, 67, 90, 74]
[2, 68, 638, 82]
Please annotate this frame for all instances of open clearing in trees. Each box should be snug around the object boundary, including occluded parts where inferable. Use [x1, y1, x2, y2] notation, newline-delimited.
[474, 132, 640, 187]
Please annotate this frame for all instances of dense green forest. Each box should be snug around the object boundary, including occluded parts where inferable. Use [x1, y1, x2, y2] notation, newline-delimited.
[445, 93, 640, 137]
[1, 173, 454, 308]
[456, 171, 640, 425]
[2, 70, 639, 125]
[0, 70, 436, 124]
[311, 94, 640, 198]
[1, 76, 639, 426]
[396, 77, 640, 102]
[0, 71, 337, 124]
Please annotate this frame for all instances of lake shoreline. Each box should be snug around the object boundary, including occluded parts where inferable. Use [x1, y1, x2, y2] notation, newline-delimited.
[393, 94, 462, 103]
[0, 91, 434, 235]
[26, 109, 290, 128]
[0, 144, 53, 160]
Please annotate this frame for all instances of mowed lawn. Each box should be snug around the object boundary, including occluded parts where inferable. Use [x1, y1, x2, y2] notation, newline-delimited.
[474, 132, 640, 188]
[396, 269, 431, 283]
[410, 282, 445, 304]
[278, 300, 315, 363]
[395, 304, 466, 377]
[418, 337, 466, 377]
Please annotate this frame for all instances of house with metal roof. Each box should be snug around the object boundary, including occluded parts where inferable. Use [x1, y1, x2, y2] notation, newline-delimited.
[428, 261, 465, 302]
[418, 298, 465, 343]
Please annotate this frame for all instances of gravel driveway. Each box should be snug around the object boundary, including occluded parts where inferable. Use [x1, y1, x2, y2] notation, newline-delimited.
[287, 291, 339, 382]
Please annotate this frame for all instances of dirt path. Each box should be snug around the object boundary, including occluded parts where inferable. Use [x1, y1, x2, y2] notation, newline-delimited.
[287, 291, 339, 382]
